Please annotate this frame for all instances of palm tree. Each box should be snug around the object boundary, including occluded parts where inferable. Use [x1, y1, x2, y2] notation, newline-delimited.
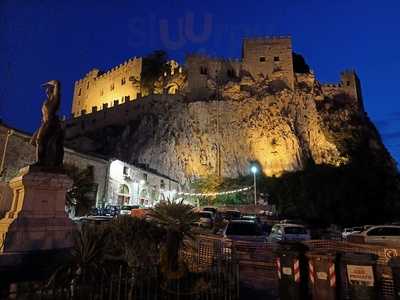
[106, 215, 163, 269]
[149, 200, 199, 276]
[48, 225, 108, 288]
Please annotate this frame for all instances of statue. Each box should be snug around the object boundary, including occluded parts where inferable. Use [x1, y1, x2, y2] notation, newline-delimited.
[30, 80, 64, 169]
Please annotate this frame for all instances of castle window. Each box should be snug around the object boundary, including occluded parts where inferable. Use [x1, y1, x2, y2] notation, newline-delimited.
[121, 78, 126, 85]
[87, 82, 90, 89]
[123, 166, 129, 175]
[103, 103, 108, 109]
[227, 69, 235, 78]
[274, 56, 280, 62]
[81, 109, 86, 115]
[200, 66, 208, 75]
[78, 88, 81, 96]
[100, 89, 104, 96]
[259, 56, 266, 62]
[110, 83, 115, 91]
[125, 96, 130, 101]
[92, 106, 97, 113]
[346, 81, 351, 86]
[160, 179, 165, 189]
[114, 100, 119, 106]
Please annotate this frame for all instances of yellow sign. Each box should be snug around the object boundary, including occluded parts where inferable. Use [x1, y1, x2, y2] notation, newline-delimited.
[347, 265, 374, 287]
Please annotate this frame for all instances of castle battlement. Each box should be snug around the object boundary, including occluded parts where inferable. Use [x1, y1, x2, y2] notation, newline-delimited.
[243, 35, 292, 43]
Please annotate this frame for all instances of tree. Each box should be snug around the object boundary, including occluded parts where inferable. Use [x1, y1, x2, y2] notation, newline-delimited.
[149, 200, 199, 278]
[141, 50, 169, 95]
[64, 164, 97, 217]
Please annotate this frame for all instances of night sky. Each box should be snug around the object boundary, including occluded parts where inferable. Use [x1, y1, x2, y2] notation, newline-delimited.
[1, 0, 400, 164]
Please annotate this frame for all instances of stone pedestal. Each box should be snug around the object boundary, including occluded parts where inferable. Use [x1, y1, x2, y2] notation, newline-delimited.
[0, 166, 75, 253]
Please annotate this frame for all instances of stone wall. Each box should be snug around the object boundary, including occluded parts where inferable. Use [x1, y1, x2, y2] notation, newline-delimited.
[186, 54, 241, 99]
[65, 94, 183, 139]
[72, 57, 142, 117]
[242, 36, 294, 89]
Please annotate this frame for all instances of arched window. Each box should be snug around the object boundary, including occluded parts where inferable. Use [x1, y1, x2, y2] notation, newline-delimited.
[118, 184, 130, 205]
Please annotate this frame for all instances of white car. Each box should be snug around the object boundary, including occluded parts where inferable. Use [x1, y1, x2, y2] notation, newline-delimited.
[268, 224, 311, 242]
[342, 226, 363, 240]
[348, 225, 400, 245]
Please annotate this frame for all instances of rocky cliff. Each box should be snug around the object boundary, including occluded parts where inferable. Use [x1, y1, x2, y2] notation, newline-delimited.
[65, 72, 396, 183]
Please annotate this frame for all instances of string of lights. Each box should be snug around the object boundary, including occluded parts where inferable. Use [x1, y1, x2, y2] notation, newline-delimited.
[178, 186, 252, 197]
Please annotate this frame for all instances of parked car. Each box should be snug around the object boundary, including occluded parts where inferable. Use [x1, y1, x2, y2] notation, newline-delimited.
[348, 225, 400, 245]
[241, 214, 261, 224]
[268, 224, 311, 242]
[223, 220, 266, 242]
[203, 207, 218, 216]
[74, 215, 113, 228]
[194, 211, 215, 228]
[104, 205, 120, 216]
[222, 210, 241, 221]
[342, 226, 363, 240]
[120, 205, 140, 215]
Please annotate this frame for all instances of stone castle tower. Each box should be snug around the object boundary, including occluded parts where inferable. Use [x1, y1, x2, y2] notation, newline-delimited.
[71, 57, 142, 117]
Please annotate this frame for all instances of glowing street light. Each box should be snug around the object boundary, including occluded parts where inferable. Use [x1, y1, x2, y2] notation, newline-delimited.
[251, 165, 258, 206]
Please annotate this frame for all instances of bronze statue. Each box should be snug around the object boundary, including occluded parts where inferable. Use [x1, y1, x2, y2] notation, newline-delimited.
[30, 80, 64, 168]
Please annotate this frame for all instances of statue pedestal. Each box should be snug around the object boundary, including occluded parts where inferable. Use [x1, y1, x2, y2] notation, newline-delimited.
[0, 166, 75, 253]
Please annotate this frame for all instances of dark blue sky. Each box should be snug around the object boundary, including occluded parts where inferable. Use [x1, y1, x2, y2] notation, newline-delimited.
[1, 0, 400, 163]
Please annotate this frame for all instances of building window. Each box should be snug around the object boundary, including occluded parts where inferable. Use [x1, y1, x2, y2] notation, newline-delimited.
[274, 56, 280, 62]
[143, 173, 148, 182]
[110, 83, 115, 91]
[103, 103, 108, 109]
[100, 89, 104, 96]
[114, 100, 119, 106]
[200, 66, 208, 75]
[125, 95, 130, 102]
[259, 56, 266, 62]
[118, 184, 130, 205]
[87, 82, 90, 89]
[123, 166, 129, 175]
[346, 81, 351, 86]
[160, 179, 165, 189]
[121, 78, 126, 85]
[78, 88, 81, 96]
[81, 109, 86, 115]
[92, 106, 97, 113]
[227, 69, 235, 77]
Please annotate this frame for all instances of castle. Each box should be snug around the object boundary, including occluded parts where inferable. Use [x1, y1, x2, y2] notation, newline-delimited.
[68, 36, 363, 133]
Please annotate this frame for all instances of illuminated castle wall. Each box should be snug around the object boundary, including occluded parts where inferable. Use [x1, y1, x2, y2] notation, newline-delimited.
[71, 57, 142, 117]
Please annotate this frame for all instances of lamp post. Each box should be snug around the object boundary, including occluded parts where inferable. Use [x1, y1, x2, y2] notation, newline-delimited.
[251, 166, 258, 206]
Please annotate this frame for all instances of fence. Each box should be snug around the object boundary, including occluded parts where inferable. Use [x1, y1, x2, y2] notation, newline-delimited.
[194, 236, 400, 299]
[1, 250, 240, 300]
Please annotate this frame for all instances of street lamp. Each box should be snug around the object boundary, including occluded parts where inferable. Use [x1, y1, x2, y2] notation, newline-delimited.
[251, 166, 258, 206]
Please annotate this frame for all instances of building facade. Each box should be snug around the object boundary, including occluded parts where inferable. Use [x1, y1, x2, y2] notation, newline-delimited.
[105, 159, 179, 208]
[0, 122, 180, 212]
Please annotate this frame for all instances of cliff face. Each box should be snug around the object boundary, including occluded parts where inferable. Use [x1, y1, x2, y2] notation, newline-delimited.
[65, 72, 396, 183]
